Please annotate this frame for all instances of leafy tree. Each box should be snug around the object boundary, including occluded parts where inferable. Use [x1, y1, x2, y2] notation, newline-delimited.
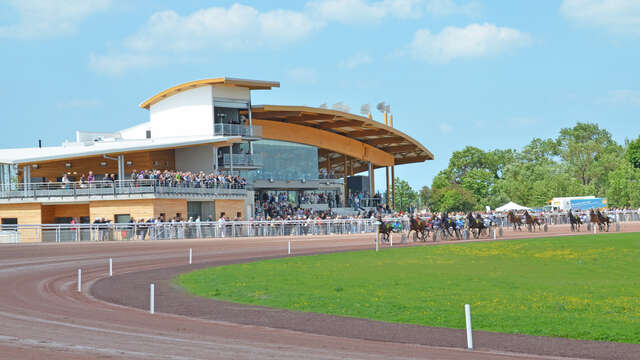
[430, 185, 477, 213]
[606, 161, 640, 208]
[627, 136, 640, 169]
[557, 122, 622, 190]
[418, 186, 431, 209]
[393, 178, 417, 212]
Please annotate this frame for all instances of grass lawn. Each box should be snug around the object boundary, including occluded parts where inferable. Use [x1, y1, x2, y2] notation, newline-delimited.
[175, 233, 640, 343]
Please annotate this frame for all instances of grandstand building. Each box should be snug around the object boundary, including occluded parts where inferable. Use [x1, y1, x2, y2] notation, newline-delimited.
[0, 77, 432, 241]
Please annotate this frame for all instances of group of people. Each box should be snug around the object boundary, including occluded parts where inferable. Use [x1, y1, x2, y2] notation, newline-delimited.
[59, 169, 247, 189]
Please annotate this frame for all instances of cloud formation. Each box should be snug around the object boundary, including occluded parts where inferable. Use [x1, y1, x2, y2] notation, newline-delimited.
[561, 0, 640, 36]
[340, 52, 374, 69]
[89, 0, 479, 75]
[0, 0, 111, 39]
[408, 23, 531, 62]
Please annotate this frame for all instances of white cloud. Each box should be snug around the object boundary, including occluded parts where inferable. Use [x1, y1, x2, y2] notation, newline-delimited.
[408, 23, 532, 63]
[0, 0, 111, 39]
[425, 0, 481, 17]
[57, 99, 101, 109]
[89, 0, 479, 74]
[561, 0, 640, 36]
[287, 67, 318, 83]
[439, 123, 452, 134]
[340, 52, 373, 69]
[306, 0, 478, 23]
[88, 53, 158, 76]
[124, 5, 322, 53]
[599, 89, 640, 105]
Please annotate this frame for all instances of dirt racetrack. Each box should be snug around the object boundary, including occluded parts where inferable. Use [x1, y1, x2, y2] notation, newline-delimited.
[1, 223, 639, 360]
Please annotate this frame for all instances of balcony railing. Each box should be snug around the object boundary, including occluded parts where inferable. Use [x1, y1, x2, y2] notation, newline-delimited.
[0, 180, 247, 200]
[220, 154, 263, 168]
[214, 123, 262, 138]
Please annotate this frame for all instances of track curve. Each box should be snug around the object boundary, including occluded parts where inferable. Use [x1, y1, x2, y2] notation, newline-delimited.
[1, 225, 639, 360]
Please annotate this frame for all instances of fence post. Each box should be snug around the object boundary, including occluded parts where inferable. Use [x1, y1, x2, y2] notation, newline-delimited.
[109, 258, 113, 276]
[77, 269, 82, 292]
[189, 248, 192, 264]
[465, 304, 473, 350]
[150, 284, 155, 314]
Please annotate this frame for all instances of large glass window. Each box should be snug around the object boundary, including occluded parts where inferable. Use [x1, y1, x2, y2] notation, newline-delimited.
[246, 140, 318, 181]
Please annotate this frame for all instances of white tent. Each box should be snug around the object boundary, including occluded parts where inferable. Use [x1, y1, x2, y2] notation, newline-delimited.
[496, 201, 530, 212]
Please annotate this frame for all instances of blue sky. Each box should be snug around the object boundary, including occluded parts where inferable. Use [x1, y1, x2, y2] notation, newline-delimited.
[1, 0, 639, 191]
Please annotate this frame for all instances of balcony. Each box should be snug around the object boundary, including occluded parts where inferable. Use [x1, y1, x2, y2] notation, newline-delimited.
[0, 180, 247, 202]
[214, 123, 262, 138]
[219, 153, 263, 169]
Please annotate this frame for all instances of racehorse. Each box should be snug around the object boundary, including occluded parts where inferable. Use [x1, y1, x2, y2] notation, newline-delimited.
[568, 209, 582, 232]
[507, 210, 523, 231]
[523, 210, 543, 232]
[589, 209, 610, 232]
[377, 216, 401, 243]
[409, 215, 430, 242]
[466, 212, 488, 239]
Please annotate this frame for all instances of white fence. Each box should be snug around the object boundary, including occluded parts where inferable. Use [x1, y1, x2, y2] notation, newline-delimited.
[3, 219, 395, 243]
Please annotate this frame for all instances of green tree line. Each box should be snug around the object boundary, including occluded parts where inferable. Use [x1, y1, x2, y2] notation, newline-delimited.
[391, 123, 640, 213]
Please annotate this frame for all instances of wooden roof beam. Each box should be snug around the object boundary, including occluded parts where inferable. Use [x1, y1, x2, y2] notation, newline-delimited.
[383, 145, 417, 153]
[317, 120, 363, 129]
[367, 136, 407, 146]
[348, 129, 388, 137]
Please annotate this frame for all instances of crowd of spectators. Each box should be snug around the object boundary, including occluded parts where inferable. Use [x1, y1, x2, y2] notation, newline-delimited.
[59, 169, 246, 189]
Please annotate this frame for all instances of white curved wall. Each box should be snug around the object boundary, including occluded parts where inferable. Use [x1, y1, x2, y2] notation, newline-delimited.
[150, 86, 214, 138]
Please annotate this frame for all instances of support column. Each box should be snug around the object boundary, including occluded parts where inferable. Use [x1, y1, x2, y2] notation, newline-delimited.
[23, 165, 30, 195]
[391, 166, 395, 210]
[368, 162, 374, 197]
[229, 145, 234, 174]
[343, 155, 348, 207]
[213, 146, 218, 172]
[248, 101, 254, 154]
[0, 164, 5, 191]
[327, 154, 331, 178]
[386, 167, 390, 207]
[117, 155, 124, 184]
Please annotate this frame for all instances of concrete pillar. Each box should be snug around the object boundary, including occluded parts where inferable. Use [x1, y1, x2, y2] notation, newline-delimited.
[248, 101, 254, 153]
[343, 155, 349, 207]
[229, 145, 234, 174]
[117, 155, 125, 183]
[391, 166, 395, 210]
[213, 146, 218, 171]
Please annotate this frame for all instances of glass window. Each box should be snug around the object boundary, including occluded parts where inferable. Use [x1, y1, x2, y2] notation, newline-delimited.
[246, 140, 318, 181]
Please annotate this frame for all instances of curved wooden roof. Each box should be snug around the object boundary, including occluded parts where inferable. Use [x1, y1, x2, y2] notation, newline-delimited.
[140, 77, 280, 109]
[248, 105, 433, 173]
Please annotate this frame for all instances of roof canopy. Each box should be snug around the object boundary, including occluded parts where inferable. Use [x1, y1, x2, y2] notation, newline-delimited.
[248, 105, 433, 173]
[496, 201, 530, 212]
[140, 77, 280, 109]
[0, 136, 240, 165]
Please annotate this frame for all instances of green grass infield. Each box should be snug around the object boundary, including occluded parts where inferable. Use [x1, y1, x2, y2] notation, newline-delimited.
[175, 233, 640, 343]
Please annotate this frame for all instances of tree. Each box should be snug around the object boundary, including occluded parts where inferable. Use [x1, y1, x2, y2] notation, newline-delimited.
[419, 186, 431, 209]
[557, 122, 622, 191]
[393, 178, 417, 212]
[627, 136, 640, 169]
[430, 184, 477, 213]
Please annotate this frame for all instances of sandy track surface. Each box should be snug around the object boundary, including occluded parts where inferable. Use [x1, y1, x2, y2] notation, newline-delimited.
[1, 223, 639, 359]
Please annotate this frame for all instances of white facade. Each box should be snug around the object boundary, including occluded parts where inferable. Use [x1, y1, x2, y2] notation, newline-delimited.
[150, 86, 214, 138]
[175, 145, 215, 173]
[212, 85, 250, 102]
[119, 122, 150, 140]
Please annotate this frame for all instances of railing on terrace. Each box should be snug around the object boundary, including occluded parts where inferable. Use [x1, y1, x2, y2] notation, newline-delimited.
[0, 180, 246, 200]
[0, 218, 400, 243]
[221, 153, 263, 168]
[214, 123, 262, 138]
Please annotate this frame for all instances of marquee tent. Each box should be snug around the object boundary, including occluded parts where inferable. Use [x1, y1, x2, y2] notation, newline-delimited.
[496, 201, 530, 212]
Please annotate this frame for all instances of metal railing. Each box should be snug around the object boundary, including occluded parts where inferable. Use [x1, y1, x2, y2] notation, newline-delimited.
[488, 210, 640, 227]
[221, 154, 264, 168]
[0, 218, 405, 243]
[214, 123, 262, 138]
[0, 180, 247, 200]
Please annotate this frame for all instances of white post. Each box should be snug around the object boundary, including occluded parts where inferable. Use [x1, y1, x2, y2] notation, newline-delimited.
[493, 229, 496, 240]
[150, 283, 155, 314]
[288, 239, 291, 255]
[375, 234, 379, 252]
[189, 248, 192, 264]
[390, 233, 393, 247]
[465, 304, 473, 350]
[109, 258, 113, 277]
[593, 225, 597, 234]
[77, 269, 82, 292]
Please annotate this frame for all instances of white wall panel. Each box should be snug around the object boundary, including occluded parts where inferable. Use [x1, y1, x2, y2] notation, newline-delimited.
[150, 86, 214, 138]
